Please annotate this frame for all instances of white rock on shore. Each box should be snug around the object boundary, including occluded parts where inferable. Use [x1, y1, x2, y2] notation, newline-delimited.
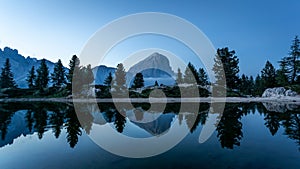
[262, 87, 298, 98]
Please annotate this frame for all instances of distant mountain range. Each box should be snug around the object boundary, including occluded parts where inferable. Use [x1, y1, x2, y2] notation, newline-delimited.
[0, 47, 59, 88]
[1, 46, 176, 88]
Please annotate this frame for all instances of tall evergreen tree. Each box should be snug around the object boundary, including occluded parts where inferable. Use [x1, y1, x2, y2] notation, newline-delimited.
[51, 59, 66, 87]
[27, 66, 36, 88]
[284, 36, 300, 84]
[184, 62, 199, 84]
[81, 64, 94, 85]
[0, 58, 17, 88]
[35, 59, 49, 89]
[253, 74, 264, 96]
[213, 47, 240, 90]
[67, 55, 79, 83]
[198, 68, 209, 86]
[131, 72, 144, 89]
[176, 68, 184, 84]
[104, 72, 113, 87]
[276, 58, 289, 86]
[115, 63, 126, 87]
[261, 61, 277, 88]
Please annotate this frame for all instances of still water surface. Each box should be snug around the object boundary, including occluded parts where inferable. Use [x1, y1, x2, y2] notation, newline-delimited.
[0, 102, 299, 169]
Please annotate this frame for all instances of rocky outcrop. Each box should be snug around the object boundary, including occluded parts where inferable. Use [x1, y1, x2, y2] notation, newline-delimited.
[262, 102, 300, 113]
[262, 87, 298, 98]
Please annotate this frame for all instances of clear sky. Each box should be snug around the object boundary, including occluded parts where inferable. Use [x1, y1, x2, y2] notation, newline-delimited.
[0, 0, 299, 76]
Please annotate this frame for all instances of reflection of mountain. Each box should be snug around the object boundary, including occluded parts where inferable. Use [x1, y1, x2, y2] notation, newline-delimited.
[0, 111, 34, 148]
[131, 113, 175, 136]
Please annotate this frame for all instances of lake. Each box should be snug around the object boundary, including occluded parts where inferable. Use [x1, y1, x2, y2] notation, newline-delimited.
[0, 101, 299, 169]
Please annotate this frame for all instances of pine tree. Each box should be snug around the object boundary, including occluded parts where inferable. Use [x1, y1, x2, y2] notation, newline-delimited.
[198, 68, 209, 86]
[254, 75, 264, 96]
[35, 59, 49, 89]
[213, 47, 240, 90]
[276, 58, 289, 86]
[131, 72, 144, 89]
[284, 36, 300, 84]
[184, 62, 199, 84]
[51, 59, 66, 87]
[0, 58, 17, 88]
[81, 64, 94, 85]
[104, 72, 113, 87]
[154, 80, 159, 86]
[115, 63, 126, 87]
[261, 61, 276, 88]
[27, 66, 36, 88]
[67, 55, 79, 83]
[176, 68, 184, 84]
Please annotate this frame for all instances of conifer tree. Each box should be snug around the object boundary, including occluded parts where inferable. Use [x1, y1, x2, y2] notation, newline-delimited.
[213, 47, 239, 90]
[198, 68, 209, 86]
[67, 55, 79, 83]
[115, 63, 126, 87]
[0, 58, 17, 88]
[104, 72, 113, 87]
[176, 68, 184, 84]
[27, 66, 36, 88]
[284, 36, 300, 84]
[276, 58, 289, 86]
[131, 72, 144, 89]
[184, 62, 199, 84]
[261, 61, 276, 88]
[51, 59, 66, 87]
[35, 59, 49, 89]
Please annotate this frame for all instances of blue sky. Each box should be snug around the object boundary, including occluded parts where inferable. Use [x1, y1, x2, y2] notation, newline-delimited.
[0, 0, 299, 76]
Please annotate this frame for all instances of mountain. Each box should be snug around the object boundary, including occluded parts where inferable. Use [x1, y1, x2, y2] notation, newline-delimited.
[0, 47, 63, 88]
[127, 52, 175, 86]
[128, 52, 174, 78]
[92, 65, 116, 85]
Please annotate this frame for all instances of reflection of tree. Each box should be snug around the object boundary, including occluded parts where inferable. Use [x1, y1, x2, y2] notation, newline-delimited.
[33, 108, 48, 139]
[65, 106, 82, 148]
[49, 109, 64, 138]
[114, 111, 126, 133]
[75, 103, 94, 134]
[216, 104, 243, 149]
[264, 112, 281, 136]
[0, 109, 13, 140]
[25, 110, 34, 132]
[282, 112, 300, 150]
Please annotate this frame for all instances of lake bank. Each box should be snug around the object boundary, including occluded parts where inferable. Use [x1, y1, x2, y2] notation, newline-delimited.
[0, 96, 300, 103]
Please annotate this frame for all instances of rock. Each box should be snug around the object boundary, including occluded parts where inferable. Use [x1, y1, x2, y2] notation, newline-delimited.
[263, 102, 300, 113]
[262, 87, 298, 98]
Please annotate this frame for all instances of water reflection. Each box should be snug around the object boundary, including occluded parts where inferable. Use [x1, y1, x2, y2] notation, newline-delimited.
[0, 102, 299, 151]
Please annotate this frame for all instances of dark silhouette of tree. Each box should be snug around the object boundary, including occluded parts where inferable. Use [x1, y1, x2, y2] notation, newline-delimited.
[0, 109, 13, 140]
[0, 58, 17, 88]
[81, 64, 94, 85]
[176, 68, 184, 84]
[33, 108, 48, 139]
[261, 61, 277, 88]
[65, 106, 82, 148]
[198, 68, 209, 86]
[114, 111, 126, 133]
[50, 110, 64, 138]
[283, 36, 300, 84]
[264, 112, 281, 136]
[104, 72, 113, 87]
[154, 80, 159, 86]
[239, 74, 254, 95]
[213, 47, 240, 90]
[25, 110, 34, 132]
[184, 62, 199, 84]
[282, 112, 300, 150]
[131, 72, 144, 89]
[216, 104, 243, 149]
[67, 55, 79, 83]
[276, 57, 289, 86]
[27, 66, 36, 89]
[51, 59, 66, 87]
[115, 63, 126, 87]
[253, 75, 264, 96]
[35, 59, 49, 89]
